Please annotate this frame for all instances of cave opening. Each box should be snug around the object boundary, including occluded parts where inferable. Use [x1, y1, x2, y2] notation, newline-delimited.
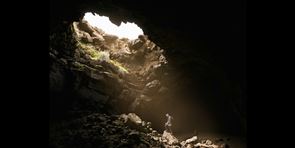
[50, 0, 246, 147]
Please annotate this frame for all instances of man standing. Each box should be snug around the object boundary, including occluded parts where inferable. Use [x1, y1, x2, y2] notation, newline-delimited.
[165, 113, 173, 134]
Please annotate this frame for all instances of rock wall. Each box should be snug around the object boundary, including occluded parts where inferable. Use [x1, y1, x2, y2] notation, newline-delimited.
[50, 18, 169, 120]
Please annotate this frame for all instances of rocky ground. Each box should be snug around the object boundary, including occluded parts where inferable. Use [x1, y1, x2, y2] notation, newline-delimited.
[50, 112, 230, 148]
[50, 113, 163, 148]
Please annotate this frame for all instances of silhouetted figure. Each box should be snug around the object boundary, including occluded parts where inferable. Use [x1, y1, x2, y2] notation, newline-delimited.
[165, 113, 173, 134]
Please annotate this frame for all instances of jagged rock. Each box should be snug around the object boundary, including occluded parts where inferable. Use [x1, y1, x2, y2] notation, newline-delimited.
[127, 113, 142, 124]
[78, 20, 96, 34]
[161, 131, 179, 145]
[119, 113, 142, 129]
[159, 54, 168, 64]
[181, 141, 186, 146]
[130, 39, 145, 49]
[138, 35, 148, 42]
[144, 79, 161, 93]
[146, 80, 161, 89]
[186, 136, 198, 144]
[194, 142, 219, 148]
[206, 140, 212, 145]
[146, 122, 151, 127]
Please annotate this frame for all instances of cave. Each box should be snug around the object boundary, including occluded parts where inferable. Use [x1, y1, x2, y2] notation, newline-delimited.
[50, 0, 246, 147]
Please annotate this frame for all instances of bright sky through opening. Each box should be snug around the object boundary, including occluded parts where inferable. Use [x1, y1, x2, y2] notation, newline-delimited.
[83, 12, 144, 40]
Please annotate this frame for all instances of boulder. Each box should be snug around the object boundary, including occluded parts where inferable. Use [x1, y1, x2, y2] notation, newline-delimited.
[161, 130, 179, 145]
[127, 113, 142, 125]
[138, 35, 148, 42]
[78, 21, 95, 34]
[120, 113, 142, 125]
[185, 136, 198, 144]
[130, 39, 144, 49]
[104, 34, 118, 43]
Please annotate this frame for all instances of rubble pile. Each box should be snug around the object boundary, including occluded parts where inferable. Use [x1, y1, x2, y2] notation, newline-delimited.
[50, 112, 229, 148]
[50, 113, 163, 148]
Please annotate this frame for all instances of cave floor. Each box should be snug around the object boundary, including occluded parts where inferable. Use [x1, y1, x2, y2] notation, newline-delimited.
[177, 132, 246, 148]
